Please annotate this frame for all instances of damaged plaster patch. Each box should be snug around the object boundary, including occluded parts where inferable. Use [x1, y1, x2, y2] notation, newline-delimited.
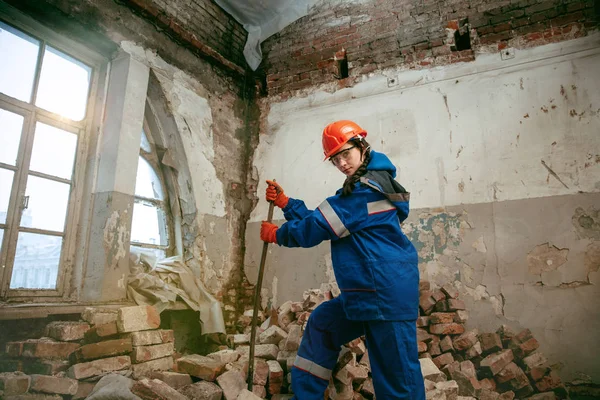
[584, 242, 600, 273]
[527, 243, 569, 275]
[405, 211, 469, 262]
[572, 207, 600, 239]
[103, 210, 129, 269]
[472, 236, 487, 253]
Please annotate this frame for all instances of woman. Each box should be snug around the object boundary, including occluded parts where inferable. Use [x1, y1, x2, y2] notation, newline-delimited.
[260, 120, 425, 400]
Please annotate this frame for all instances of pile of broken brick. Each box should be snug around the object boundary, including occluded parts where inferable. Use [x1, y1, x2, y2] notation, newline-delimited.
[0, 281, 597, 400]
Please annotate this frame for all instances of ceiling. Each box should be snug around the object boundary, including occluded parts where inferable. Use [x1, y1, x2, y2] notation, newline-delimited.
[214, 0, 316, 70]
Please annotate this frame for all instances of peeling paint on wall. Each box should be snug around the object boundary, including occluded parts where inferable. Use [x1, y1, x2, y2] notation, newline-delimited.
[584, 242, 600, 273]
[527, 243, 569, 275]
[404, 211, 469, 262]
[103, 210, 130, 270]
[572, 206, 600, 239]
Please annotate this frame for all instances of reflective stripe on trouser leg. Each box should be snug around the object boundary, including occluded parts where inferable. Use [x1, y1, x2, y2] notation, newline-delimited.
[366, 320, 426, 400]
[291, 297, 365, 399]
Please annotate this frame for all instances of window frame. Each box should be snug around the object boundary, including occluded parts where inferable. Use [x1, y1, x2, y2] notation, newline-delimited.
[0, 4, 107, 299]
[130, 120, 176, 259]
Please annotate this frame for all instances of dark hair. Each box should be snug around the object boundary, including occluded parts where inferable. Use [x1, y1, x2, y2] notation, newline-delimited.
[341, 139, 371, 196]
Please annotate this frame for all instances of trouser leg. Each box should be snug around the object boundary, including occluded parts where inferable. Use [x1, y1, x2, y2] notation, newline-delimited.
[365, 319, 425, 400]
[291, 297, 365, 400]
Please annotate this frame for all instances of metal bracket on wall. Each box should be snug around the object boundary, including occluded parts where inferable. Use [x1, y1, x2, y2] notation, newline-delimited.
[501, 48, 515, 60]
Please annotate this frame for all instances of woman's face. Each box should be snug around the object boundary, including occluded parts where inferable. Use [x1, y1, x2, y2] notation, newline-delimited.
[330, 142, 364, 176]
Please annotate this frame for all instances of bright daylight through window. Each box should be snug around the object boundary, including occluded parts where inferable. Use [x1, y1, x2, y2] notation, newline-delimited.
[130, 129, 171, 260]
[0, 18, 92, 294]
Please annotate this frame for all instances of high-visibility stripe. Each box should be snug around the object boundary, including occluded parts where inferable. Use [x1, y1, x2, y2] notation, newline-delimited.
[293, 355, 332, 380]
[318, 200, 349, 238]
[367, 199, 395, 215]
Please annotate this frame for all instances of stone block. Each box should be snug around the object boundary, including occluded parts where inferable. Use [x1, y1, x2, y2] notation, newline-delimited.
[459, 361, 476, 378]
[22, 360, 69, 376]
[45, 322, 90, 342]
[464, 342, 482, 360]
[420, 357, 446, 383]
[0, 372, 30, 395]
[3, 394, 62, 399]
[450, 370, 480, 397]
[216, 369, 246, 400]
[435, 299, 466, 312]
[83, 322, 119, 343]
[479, 350, 514, 377]
[430, 313, 456, 324]
[237, 388, 263, 400]
[252, 385, 266, 398]
[207, 349, 239, 365]
[232, 334, 249, 345]
[131, 342, 174, 363]
[359, 377, 375, 399]
[178, 381, 222, 400]
[149, 371, 192, 389]
[436, 380, 459, 400]
[132, 356, 174, 379]
[238, 344, 278, 360]
[117, 306, 160, 333]
[176, 354, 226, 381]
[433, 353, 455, 369]
[453, 330, 479, 351]
[259, 325, 288, 345]
[479, 333, 502, 355]
[426, 388, 447, 399]
[417, 316, 430, 327]
[72, 381, 95, 399]
[70, 338, 132, 363]
[67, 355, 131, 380]
[81, 308, 118, 326]
[252, 359, 269, 386]
[283, 324, 302, 351]
[420, 291, 437, 314]
[30, 375, 78, 395]
[131, 378, 188, 400]
[430, 323, 465, 335]
[22, 339, 80, 360]
[454, 311, 469, 324]
[440, 336, 454, 353]
[441, 284, 459, 299]
[521, 352, 547, 372]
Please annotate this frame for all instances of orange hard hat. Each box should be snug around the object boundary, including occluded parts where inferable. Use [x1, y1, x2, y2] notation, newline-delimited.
[322, 120, 367, 160]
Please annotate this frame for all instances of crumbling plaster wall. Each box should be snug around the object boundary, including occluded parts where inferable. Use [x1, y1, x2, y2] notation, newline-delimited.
[2, 0, 258, 328]
[245, 34, 600, 381]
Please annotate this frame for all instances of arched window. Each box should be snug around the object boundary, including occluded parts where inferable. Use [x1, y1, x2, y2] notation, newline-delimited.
[130, 127, 173, 259]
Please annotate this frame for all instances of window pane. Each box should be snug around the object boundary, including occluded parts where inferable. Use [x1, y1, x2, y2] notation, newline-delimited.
[0, 168, 14, 224]
[30, 122, 77, 180]
[0, 108, 25, 166]
[10, 232, 61, 289]
[130, 245, 166, 261]
[140, 129, 152, 153]
[135, 157, 164, 200]
[0, 21, 40, 102]
[21, 176, 70, 232]
[131, 201, 168, 246]
[35, 46, 91, 121]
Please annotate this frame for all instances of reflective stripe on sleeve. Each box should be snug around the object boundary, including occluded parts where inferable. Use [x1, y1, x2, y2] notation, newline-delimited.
[293, 355, 332, 380]
[317, 200, 350, 238]
[367, 199, 396, 215]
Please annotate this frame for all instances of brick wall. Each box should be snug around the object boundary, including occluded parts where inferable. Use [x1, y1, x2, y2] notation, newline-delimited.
[124, 0, 248, 69]
[262, 0, 599, 97]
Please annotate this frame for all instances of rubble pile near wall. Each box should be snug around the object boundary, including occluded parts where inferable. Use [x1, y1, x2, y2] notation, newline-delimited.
[0, 285, 594, 400]
[231, 281, 572, 400]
